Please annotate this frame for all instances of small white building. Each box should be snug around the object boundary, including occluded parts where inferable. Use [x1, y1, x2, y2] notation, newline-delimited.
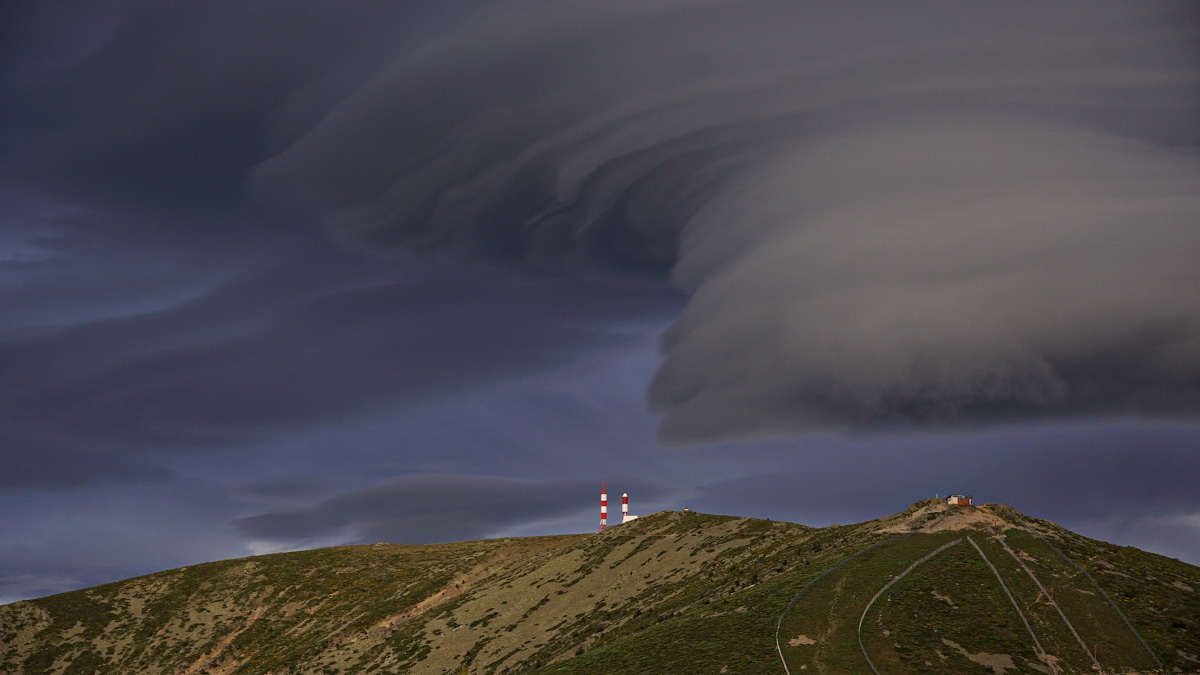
[947, 494, 973, 506]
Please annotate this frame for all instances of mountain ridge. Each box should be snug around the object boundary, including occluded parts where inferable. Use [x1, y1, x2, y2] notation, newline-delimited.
[2, 501, 1197, 674]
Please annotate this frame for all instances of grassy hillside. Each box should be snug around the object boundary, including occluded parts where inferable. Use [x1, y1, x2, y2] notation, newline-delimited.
[1, 502, 1196, 674]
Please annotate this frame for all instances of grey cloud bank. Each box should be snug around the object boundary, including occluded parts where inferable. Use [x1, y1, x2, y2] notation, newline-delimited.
[246, 1, 1200, 441]
[7, 2, 1198, 442]
[654, 121, 1200, 439]
[0, 245, 678, 487]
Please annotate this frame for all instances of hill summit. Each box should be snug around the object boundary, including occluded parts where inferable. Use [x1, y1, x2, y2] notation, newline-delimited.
[1, 501, 1197, 674]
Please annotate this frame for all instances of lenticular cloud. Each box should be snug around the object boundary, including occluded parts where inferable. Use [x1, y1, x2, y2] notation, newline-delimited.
[653, 120, 1200, 439]
[250, 0, 1200, 442]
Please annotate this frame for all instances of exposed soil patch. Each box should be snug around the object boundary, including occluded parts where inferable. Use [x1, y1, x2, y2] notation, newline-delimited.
[941, 638, 1016, 674]
[927, 508, 1009, 533]
[931, 590, 954, 605]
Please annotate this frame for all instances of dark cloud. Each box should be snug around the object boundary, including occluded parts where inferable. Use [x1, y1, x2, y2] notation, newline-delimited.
[0, 1, 474, 220]
[650, 121, 1200, 440]
[0, 245, 680, 488]
[5, 1, 1197, 441]
[238, 479, 331, 502]
[233, 474, 668, 547]
[245, 1, 1200, 440]
[0, 431, 171, 491]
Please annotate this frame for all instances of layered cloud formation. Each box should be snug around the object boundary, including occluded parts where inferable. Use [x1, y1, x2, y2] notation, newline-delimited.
[234, 474, 671, 548]
[249, 1, 1200, 440]
[7, 1, 1199, 442]
[653, 121, 1200, 438]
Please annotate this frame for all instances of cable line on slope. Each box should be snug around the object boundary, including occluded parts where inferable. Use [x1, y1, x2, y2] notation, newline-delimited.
[774, 535, 906, 675]
[967, 535, 1059, 675]
[1026, 528, 1165, 674]
[986, 525, 1102, 673]
[856, 538, 963, 675]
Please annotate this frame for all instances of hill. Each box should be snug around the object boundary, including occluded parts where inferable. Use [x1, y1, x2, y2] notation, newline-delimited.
[1, 501, 1197, 674]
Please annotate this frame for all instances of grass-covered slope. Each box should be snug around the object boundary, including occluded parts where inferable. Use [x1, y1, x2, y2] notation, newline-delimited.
[2, 502, 1197, 674]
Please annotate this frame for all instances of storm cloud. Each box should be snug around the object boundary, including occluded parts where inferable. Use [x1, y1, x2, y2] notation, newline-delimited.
[0, 245, 678, 487]
[245, 1, 1200, 441]
[652, 121, 1200, 438]
[6, 1, 1198, 442]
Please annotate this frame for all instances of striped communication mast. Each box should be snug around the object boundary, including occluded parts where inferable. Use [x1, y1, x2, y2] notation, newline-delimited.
[622, 493, 629, 522]
[599, 483, 608, 532]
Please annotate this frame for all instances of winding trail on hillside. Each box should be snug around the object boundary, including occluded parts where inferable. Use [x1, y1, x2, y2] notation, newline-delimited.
[774, 535, 905, 675]
[967, 535, 1059, 674]
[1027, 529, 1165, 673]
[857, 538, 963, 675]
[986, 525, 1102, 673]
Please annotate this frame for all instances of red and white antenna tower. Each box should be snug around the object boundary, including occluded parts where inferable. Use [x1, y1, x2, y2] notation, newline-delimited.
[599, 483, 608, 532]
[622, 492, 629, 522]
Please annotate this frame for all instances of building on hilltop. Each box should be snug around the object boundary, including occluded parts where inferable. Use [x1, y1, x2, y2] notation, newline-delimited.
[947, 494, 973, 506]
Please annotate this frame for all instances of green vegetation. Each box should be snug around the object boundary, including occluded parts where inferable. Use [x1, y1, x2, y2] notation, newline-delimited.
[780, 532, 963, 674]
[972, 532, 1097, 673]
[864, 538, 1044, 673]
[1027, 523, 1200, 673]
[1, 504, 1196, 674]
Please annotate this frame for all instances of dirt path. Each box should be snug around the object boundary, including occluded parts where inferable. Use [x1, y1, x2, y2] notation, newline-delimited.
[810, 575, 851, 673]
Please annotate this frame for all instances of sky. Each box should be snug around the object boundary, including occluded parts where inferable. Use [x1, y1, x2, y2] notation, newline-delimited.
[1, 0, 1198, 604]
